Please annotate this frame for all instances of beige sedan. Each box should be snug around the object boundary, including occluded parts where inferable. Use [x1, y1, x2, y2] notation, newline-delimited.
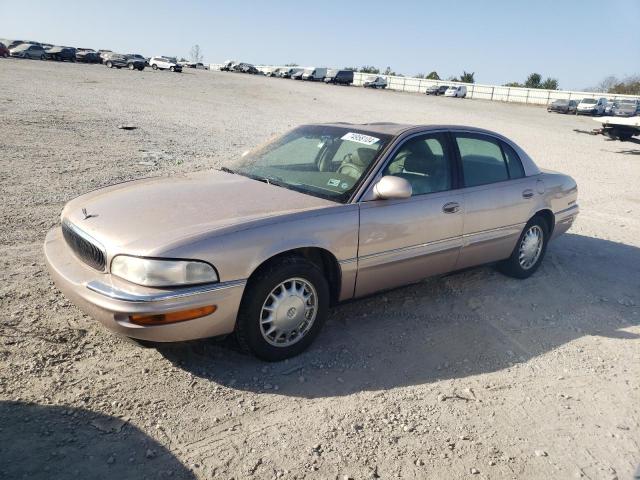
[45, 123, 579, 360]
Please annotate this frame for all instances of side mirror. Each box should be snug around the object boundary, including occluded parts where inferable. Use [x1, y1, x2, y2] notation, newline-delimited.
[372, 176, 412, 200]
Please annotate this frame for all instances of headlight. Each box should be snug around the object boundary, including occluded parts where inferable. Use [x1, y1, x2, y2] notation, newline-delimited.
[111, 255, 218, 287]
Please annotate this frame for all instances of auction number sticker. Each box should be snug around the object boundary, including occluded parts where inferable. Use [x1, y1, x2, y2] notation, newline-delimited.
[341, 132, 380, 145]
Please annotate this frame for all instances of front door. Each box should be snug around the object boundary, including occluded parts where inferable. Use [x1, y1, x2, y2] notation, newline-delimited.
[356, 132, 464, 297]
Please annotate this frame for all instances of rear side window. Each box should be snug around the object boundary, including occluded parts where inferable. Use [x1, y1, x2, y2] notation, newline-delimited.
[501, 142, 525, 179]
[455, 135, 509, 187]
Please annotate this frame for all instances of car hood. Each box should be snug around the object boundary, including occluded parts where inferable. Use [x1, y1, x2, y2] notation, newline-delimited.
[61, 170, 336, 255]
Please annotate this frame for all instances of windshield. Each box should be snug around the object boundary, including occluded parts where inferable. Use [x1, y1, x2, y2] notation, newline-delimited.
[581, 98, 597, 104]
[553, 99, 569, 105]
[225, 125, 392, 202]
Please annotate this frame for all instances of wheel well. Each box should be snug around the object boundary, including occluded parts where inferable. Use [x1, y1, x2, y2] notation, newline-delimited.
[534, 209, 555, 236]
[248, 248, 342, 305]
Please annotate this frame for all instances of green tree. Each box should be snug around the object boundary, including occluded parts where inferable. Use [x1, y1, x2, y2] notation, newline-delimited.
[359, 65, 379, 74]
[426, 71, 440, 80]
[524, 73, 542, 88]
[383, 66, 397, 76]
[459, 71, 475, 83]
[415, 73, 425, 79]
[503, 81, 523, 87]
[541, 77, 559, 90]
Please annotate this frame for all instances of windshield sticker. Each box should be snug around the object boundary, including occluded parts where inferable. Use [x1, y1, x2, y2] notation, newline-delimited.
[341, 132, 380, 145]
[340, 182, 349, 190]
[327, 178, 340, 187]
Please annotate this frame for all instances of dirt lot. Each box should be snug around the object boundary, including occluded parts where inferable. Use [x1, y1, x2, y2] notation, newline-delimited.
[0, 59, 638, 480]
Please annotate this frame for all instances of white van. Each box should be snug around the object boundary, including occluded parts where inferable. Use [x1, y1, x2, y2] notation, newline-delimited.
[444, 85, 467, 98]
[577, 97, 607, 116]
[301, 67, 327, 81]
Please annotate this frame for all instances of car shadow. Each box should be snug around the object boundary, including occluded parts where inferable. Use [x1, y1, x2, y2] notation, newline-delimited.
[158, 233, 640, 399]
[0, 401, 195, 480]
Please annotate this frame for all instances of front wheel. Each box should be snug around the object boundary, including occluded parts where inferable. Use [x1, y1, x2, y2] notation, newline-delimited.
[235, 257, 329, 361]
[128, 63, 135, 70]
[106, 61, 113, 68]
[498, 216, 549, 279]
[170, 66, 175, 72]
[152, 64, 158, 70]
[40, 54, 46, 60]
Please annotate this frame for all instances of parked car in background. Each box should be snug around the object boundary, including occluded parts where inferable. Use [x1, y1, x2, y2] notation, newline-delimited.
[281, 67, 303, 78]
[45, 122, 579, 360]
[76, 48, 101, 63]
[577, 98, 607, 116]
[291, 69, 304, 80]
[612, 99, 639, 117]
[10, 44, 46, 60]
[239, 63, 259, 74]
[98, 50, 113, 63]
[0, 42, 9, 58]
[104, 54, 145, 71]
[425, 85, 449, 95]
[220, 60, 236, 71]
[45, 46, 76, 62]
[324, 69, 354, 85]
[149, 56, 182, 72]
[363, 75, 387, 89]
[547, 99, 578, 114]
[444, 86, 467, 98]
[127, 54, 148, 66]
[302, 67, 327, 81]
[604, 100, 617, 115]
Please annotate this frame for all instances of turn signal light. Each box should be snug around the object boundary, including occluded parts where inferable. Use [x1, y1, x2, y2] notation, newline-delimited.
[129, 305, 217, 326]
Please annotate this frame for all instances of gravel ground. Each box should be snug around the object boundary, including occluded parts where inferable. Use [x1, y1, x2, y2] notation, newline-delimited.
[0, 59, 639, 480]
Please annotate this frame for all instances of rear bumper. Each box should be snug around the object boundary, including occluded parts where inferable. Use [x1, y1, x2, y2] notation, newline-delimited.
[552, 204, 579, 240]
[44, 227, 245, 342]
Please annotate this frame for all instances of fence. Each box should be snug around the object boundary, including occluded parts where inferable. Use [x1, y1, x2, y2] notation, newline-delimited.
[209, 64, 640, 106]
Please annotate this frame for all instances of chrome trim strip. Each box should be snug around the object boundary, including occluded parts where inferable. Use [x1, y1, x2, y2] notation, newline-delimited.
[461, 223, 525, 247]
[62, 220, 108, 272]
[86, 279, 247, 303]
[555, 204, 579, 217]
[358, 236, 462, 263]
[338, 257, 358, 265]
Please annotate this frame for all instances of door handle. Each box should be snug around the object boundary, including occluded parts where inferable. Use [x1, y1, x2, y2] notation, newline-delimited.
[522, 189, 534, 199]
[442, 202, 460, 214]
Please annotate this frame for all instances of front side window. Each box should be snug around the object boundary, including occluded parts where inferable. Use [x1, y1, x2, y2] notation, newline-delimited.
[228, 126, 392, 202]
[455, 135, 509, 187]
[382, 133, 452, 196]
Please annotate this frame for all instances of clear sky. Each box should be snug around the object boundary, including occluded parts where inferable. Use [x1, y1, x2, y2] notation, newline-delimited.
[2, 0, 639, 90]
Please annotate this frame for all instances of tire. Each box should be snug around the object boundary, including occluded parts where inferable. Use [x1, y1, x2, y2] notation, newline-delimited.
[235, 257, 330, 361]
[106, 61, 112, 68]
[128, 63, 135, 70]
[40, 54, 46, 60]
[138, 66, 144, 71]
[152, 64, 158, 70]
[498, 215, 549, 279]
[170, 66, 175, 72]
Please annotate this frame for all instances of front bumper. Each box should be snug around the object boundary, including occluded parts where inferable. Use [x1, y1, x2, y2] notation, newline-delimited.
[44, 226, 246, 342]
[576, 108, 597, 115]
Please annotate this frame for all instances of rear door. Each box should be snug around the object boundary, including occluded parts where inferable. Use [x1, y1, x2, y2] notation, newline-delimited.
[356, 131, 464, 297]
[451, 131, 537, 269]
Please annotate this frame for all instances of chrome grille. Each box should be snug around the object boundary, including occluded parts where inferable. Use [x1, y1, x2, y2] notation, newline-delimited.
[61, 221, 106, 271]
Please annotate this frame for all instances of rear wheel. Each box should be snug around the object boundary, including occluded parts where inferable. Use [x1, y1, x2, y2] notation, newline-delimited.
[40, 54, 46, 60]
[128, 63, 135, 70]
[106, 61, 113, 68]
[152, 64, 158, 70]
[235, 257, 329, 361]
[498, 216, 549, 279]
[170, 66, 175, 72]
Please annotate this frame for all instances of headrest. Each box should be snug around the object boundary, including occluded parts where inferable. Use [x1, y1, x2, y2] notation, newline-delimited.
[351, 148, 377, 167]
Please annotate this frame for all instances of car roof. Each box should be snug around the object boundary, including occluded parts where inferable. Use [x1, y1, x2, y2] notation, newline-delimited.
[313, 122, 515, 138]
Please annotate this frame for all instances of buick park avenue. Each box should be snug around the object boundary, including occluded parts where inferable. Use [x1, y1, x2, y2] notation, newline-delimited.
[45, 123, 579, 360]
